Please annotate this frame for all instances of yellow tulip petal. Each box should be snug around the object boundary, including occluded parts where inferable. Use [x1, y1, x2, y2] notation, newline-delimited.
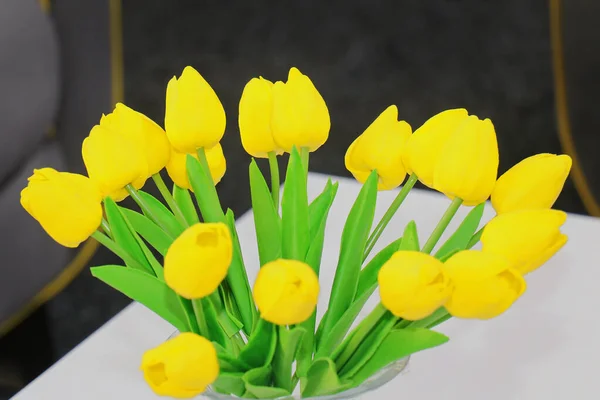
[166, 144, 226, 191]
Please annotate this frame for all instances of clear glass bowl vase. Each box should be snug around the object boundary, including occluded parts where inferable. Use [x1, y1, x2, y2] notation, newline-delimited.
[200, 357, 409, 400]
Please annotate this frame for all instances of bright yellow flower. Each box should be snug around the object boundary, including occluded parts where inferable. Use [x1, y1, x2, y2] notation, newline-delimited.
[141, 332, 219, 398]
[403, 108, 469, 188]
[101, 103, 171, 177]
[481, 209, 568, 275]
[165, 66, 226, 153]
[20, 168, 102, 248]
[238, 77, 283, 158]
[345, 105, 412, 190]
[253, 259, 319, 325]
[443, 250, 526, 319]
[271, 67, 330, 153]
[433, 116, 499, 205]
[164, 223, 232, 299]
[82, 123, 147, 201]
[378, 251, 452, 320]
[166, 144, 226, 191]
[491, 154, 572, 214]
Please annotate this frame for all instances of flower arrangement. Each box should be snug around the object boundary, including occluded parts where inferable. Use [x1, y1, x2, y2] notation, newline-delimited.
[21, 65, 572, 399]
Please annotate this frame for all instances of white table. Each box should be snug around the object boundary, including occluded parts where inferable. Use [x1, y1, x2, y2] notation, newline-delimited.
[13, 173, 600, 399]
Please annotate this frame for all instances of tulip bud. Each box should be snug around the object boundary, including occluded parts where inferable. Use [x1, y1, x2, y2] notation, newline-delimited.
[141, 332, 219, 398]
[20, 168, 103, 248]
[443, 250, 526, 319]
[239, 77, 283, 158]
[378, 251, 452, 320]
[165, 66, 226, 153]
[403, 108, 469, 188]
[82, 123, 147, 201]
[101, 103, 171, 177]
[271, 67, 330, 153]
[166, 144, 226, 191]
[481, 209, 568, 275]
[433, 116, 499, 205]
[164, 222, 233, 299]
[491, 154, 572, 214]
[253, 259, 319, 325]
[345, 105, 412, 190]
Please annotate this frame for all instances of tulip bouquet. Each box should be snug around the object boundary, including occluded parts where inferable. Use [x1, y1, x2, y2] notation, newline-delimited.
[20, 65, 572, 399]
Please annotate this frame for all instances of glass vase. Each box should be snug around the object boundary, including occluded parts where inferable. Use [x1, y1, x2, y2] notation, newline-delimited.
[201, 357, 409, 400]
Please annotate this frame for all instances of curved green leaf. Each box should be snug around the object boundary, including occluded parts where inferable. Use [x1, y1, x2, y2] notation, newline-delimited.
[187, 153, 225, 223]
[120, 208, 173, 256]
[281, 147, 310, 260]
[350, 328, 449, 385]
[398, 221, 419, 251]
[213, 372, 245, 397]
[90, 265, 188, 332]
[273, 327, 306, 391]
[239, 318, 276, 369]
[249, 159, 281, 266]
[435, 202, 485, 259]
[243, 366, 291, 399]
[172, 185, 199, 225]
[355, 238, 402, 300]
[137, 190, 185, 238]
[302, 358, 352, 398]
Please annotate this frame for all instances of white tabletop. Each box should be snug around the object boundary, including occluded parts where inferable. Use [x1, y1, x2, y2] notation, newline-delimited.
[13, 173, 600, 399]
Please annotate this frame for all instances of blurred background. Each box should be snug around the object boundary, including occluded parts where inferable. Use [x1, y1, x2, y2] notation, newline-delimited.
[0, 0, 597, 397]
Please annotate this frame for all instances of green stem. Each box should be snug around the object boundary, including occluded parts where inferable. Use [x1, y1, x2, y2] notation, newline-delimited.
[152, 173, 188, 227]
[101, 218, 111, 237]
[466, 226, 485, 249]
[300, 147, 309, 176]
[196, 147, 225, 221]
[91, 231, 146, 270]
[421, 197, 463, 254]
[125, 185, 169, 232]
[363, 174, 418, 261]
[267, 151, 280, 210]
[192, 299, 210, 338]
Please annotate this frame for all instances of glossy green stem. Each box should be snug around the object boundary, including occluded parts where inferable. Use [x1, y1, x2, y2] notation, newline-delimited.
[192, 299, 210, 338]
[363, 174, 418, 260]
[421, 197, 463, 254]
[91, 231, 145, 270]
[101, 218, 111, 237]
[125, 185, 169, 232]
[152, 173, 188, 227]
[267, 151, 280, 210]
[300, 147, 309, 176]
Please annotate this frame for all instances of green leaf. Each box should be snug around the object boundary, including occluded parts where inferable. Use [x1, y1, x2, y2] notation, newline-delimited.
[338, 312, 397, 378]
[320, 171, 378, 341]
[351, 328, 449, 385]
[435, 202, 485, 259]
[243, 366, 291, 399]
[302, 358, 353, 398]
[104, 197, 153, 274]
[213, 372, 245, 397]
[120, 208, 173, 256]
[214, 342, 251, 373]
[172, 185, 199, 225]
[308, 179, 334, 239]
[187, 154, 224, 223]
[398, 221, 419, 251]
[201, 298, 230, 351]
[137, 190, 185, 237]
[249, 159, 281, 266]
[225, 209, 257, 335]
[90, 265, 188, 332]
[355, 238, 402, 300]
[281, 147, 310, 260]
[239, 319, 277, 369]
[273, 327, 306, 392]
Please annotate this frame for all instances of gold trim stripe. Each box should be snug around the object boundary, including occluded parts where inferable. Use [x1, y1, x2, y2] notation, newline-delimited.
[550, 0, 600, 215]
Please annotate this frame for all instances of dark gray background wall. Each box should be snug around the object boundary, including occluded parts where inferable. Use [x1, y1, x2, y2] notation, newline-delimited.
[22, 0, 589, 379]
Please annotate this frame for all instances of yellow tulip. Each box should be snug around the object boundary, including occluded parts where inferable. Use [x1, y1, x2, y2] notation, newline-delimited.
[403, 108, 469, 188]
[253, 259, 319, 325]
[345, 105, 412, 190]
[166, 144, 226, 191]
[141, 332, 219, 398]
[433, 116, 499, 206]
[378, 251, 452, 320]
[239, 77, 283, 158]
[491, 154, 572, 214]
[443, 250, 526, 319]
[481, 209, 568, 275]
[82, 123, 147, 201]
[165, 66, 226, 153]
[20, 168, 103, 248]
[101, 103, 171, 176]
[271, 67, 330, 153]
[164, 222, 232, 299]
